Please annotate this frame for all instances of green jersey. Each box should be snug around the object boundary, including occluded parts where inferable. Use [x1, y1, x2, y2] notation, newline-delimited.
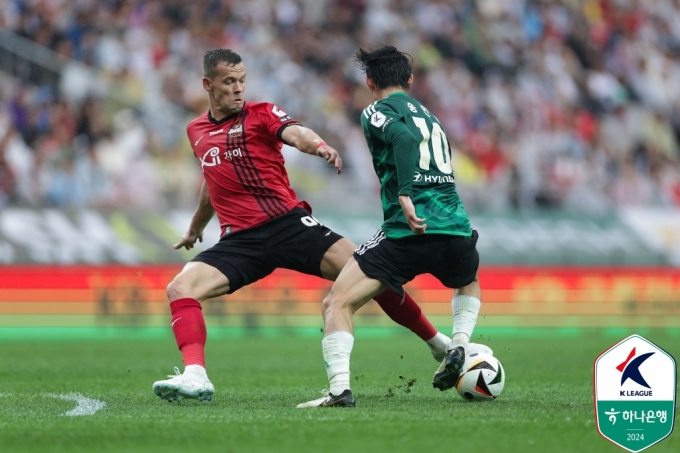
[360, 92, 471, 239]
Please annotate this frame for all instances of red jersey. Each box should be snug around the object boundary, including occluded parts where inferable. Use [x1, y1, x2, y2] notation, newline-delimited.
[187, 102, 308, 236]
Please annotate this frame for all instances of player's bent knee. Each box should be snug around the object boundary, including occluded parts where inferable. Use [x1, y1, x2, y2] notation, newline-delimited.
[166, 276, 195, 302]
[321, 292, 342, 317]
[165, 279, 181, 302]
[321, 293, 334, 317]
[321, 290, 356, 318]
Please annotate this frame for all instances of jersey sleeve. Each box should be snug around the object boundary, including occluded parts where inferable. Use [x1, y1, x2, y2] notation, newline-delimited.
[258, 103, 302, 141]
[360, 101, 404, 142]
[186, 122, 199, 158]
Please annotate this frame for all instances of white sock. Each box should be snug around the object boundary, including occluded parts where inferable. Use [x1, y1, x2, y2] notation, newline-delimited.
[450, 295, 481, 350]
[322, 331, 354, 396]
[185, 364, 208, 377]
[426, 332, 450, 352]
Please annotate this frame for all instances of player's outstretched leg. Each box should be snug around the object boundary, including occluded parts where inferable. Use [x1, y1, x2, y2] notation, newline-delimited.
[433, 279, 482, 391]
[373, 289, 491, 361]
[373, 290, 445, 360]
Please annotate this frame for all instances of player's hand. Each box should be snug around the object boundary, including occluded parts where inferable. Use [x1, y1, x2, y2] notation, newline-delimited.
[317, 144, 343, 174]
[173, 230, 203, 250]
[399, 195, 426, 235]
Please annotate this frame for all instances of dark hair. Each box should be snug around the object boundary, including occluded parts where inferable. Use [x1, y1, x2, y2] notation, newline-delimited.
[203, 49, 243, 79]
[355, 46, 412, 91]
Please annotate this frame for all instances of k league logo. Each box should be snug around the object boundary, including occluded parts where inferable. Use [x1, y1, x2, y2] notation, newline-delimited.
[370, 111, 386, 128]
[617, 348, 654, 395]
[594, 334, 677, 452]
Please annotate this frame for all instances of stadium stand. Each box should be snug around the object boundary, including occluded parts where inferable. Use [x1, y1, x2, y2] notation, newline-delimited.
[0, 0, 679, 212]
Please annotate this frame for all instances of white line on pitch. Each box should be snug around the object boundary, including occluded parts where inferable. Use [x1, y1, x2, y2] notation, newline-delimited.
[45, 393, 106, 416]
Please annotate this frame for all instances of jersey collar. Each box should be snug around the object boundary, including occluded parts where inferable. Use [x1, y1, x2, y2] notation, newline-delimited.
[208, 105, 244, 125]
[384, 91, 408, 99]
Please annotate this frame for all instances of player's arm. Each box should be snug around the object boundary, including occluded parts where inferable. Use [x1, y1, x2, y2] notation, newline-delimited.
[384, 121, 427, 235]
[280, 124, 342, 174]
[174, 181, 215, 250]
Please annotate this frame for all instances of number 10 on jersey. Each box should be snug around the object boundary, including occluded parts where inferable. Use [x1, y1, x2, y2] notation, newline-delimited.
[412, 117, 452, 174]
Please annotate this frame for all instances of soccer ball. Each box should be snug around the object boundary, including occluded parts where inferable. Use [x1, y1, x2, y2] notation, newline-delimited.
[455, 352, 505, 401]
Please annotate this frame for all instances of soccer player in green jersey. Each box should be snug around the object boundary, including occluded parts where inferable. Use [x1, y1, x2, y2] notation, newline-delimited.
[297, 46, 483, 408]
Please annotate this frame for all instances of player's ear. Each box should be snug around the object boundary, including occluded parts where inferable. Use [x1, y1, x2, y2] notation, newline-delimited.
[202, 76, 212, 93]
[365, 77, 376, 93]
[407, 74, 413, 90]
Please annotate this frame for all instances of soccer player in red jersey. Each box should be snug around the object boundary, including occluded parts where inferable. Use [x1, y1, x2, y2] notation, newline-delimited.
[151, 49, 481, 403]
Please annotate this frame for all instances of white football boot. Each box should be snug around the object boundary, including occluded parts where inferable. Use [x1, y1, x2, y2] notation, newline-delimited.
[152, 366, 214, 403]
[428, 332, 494, 361]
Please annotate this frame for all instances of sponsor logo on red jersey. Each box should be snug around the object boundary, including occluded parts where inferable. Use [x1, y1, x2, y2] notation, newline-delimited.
[228, 125, 243, 137]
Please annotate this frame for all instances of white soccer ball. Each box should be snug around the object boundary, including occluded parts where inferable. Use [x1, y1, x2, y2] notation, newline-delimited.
[455, 352, 505, 401]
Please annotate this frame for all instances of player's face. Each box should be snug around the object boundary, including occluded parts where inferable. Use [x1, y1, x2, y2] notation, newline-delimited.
[204, 62, 246, 116]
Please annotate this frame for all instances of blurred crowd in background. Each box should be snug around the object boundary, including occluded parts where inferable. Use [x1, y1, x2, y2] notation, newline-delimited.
[1, 0, 680, 213]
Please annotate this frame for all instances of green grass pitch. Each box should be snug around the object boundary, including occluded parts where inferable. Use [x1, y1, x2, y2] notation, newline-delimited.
[0, 329, 677, 453]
